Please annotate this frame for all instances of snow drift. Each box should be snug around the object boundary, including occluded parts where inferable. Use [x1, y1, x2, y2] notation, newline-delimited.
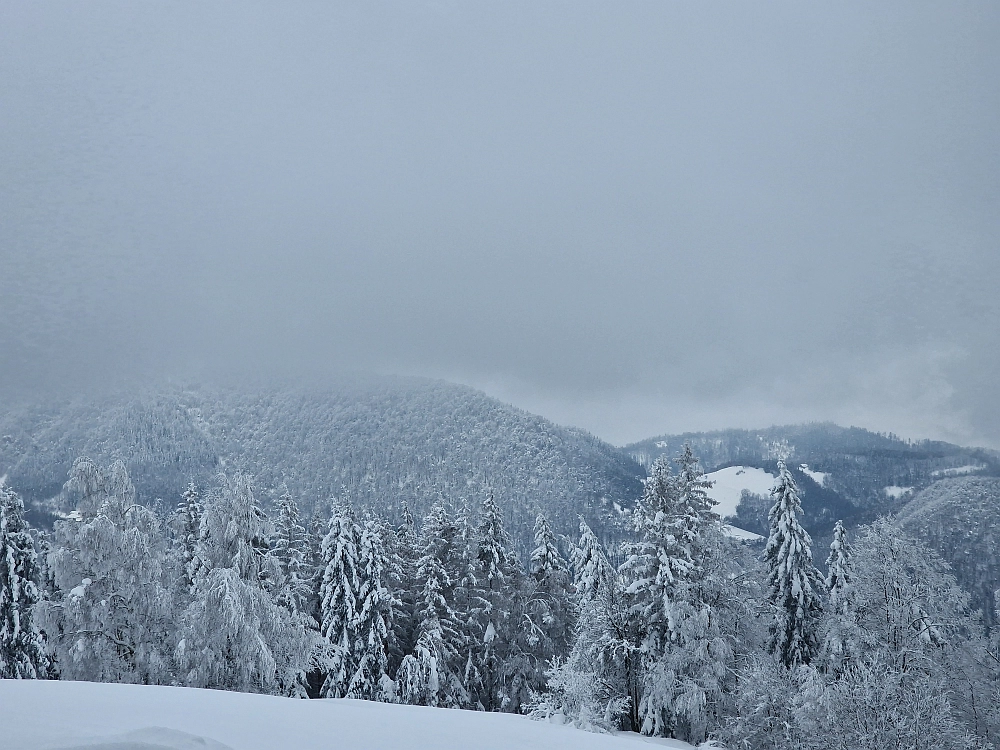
[0, 680, 698, 750]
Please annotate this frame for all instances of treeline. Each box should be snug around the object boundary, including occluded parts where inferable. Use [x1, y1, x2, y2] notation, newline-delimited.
[2, 449, 1000, 749]
[0, 455, 576, 710]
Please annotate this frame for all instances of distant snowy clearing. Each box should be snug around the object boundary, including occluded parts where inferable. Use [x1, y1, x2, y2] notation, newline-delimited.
[884, 485, 913, 499]
[798, 464, 828, 486]
[722, 525, 763, 542]
[931, 465, 985, 477]
[703, 466, 775, 519]
[0, 680, 702, 750]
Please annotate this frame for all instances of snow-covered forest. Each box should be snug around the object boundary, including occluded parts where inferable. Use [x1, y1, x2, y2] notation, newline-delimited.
[0, 379, 645, 557]
[4, 441, 999, 749]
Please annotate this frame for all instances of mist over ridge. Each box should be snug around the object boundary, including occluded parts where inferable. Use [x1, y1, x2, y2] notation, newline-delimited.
[2, 2, 999, 448]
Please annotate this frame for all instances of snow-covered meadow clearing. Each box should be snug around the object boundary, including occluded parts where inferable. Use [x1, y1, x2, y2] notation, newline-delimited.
[0, 680, 700, 750]
[702, 466, 775, 518]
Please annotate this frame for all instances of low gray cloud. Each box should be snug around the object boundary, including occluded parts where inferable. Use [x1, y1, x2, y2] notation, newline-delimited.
[2, 2, 998, 446]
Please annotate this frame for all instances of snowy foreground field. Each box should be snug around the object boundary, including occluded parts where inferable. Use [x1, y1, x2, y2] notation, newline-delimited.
[0, 681, 700, 750]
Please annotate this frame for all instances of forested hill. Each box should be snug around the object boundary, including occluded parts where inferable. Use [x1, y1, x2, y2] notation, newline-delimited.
[0, 377, 645, 553]
[625, 423, 1000, 536]
[897, 477, 1000, 627]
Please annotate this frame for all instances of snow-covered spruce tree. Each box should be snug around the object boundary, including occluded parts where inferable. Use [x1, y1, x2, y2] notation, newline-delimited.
[318, 502, 362, 698]
[39, 458, 174, 684]
[825, 520, 852, 610]
[472, 492, 526, 711]
[530, 513, 564, 582]
[172, 482, 202, 593]
[764, 461, 823, 668]
[454, 506, 491, 707]
[819, 519, 856, 672]
[176, 472, 312, 696]
[551, 567, 646, 731]
[622, 455, 689, 649]
[346, 516, 396, 701]
[32, 528, 57, 604]
[673, 444, 719, 542]
[0, 482, 49, 679]
[532, 522, 646, 732]
[305, 506, 328, 617]
[527, 512, 574, 662]
[273, 486, 313, 616]
[386, 505, 420, 676]
[571, 517, 614, 601]
[621, 447, 730, 743]
[396, 503, 469, 708]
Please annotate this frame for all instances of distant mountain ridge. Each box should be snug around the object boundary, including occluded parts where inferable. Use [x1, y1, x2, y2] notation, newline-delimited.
[0, 376, 646, 554]
[8, 385, 1000, 564]
[625, 423, 1000, 537]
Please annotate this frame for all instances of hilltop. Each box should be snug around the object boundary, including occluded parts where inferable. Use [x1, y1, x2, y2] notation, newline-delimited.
[0, 376, 645, 552]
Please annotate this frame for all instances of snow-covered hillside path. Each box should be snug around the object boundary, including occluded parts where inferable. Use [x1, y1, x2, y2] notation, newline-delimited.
[0, 680, 698, 750]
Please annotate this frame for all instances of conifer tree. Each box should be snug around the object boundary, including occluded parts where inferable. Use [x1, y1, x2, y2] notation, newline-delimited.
[623, 455, 690, 644]
[32, 530, 56, 603]
[529, 513, 572, 629]
[571, 518, 613, 601]
[397, 504, 468, 708]
[174, 482, 202, 592]
[477, 492, 515, 592]
[0, 483, 49, 679]
[825, 519, 852, 611]
[347, 516, 395, 700]
[525, 513, 574, 685]
[673, 444, 719, 545]
[621, 447, 729, 742]
[273, 487, 312, 615]
[530, 513, 565, 582]
[305, 506, 328, 621]
[386, 505, 419, 675]
[453, 507, 486, 705]
[764, 461, 823, 668]
[473, 492, 524, 711]
[819, 519, 855, 672]
[318, 503, 361, 697]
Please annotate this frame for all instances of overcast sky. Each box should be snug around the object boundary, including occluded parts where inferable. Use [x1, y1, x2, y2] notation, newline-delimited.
[2, 2, 998, 447]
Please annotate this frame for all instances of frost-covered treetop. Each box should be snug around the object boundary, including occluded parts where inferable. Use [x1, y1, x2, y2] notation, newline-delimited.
[764, 460, 822, 667]
[825, 519, 852, 612]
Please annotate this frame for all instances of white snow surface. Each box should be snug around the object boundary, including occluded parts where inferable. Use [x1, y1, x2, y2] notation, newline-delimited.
[0, 680, 702, 750]
[703, 466, 775, 519]
[722, 525, 763, 542]
[798, 464, 828, 486]
[883, 486, 913, 499]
